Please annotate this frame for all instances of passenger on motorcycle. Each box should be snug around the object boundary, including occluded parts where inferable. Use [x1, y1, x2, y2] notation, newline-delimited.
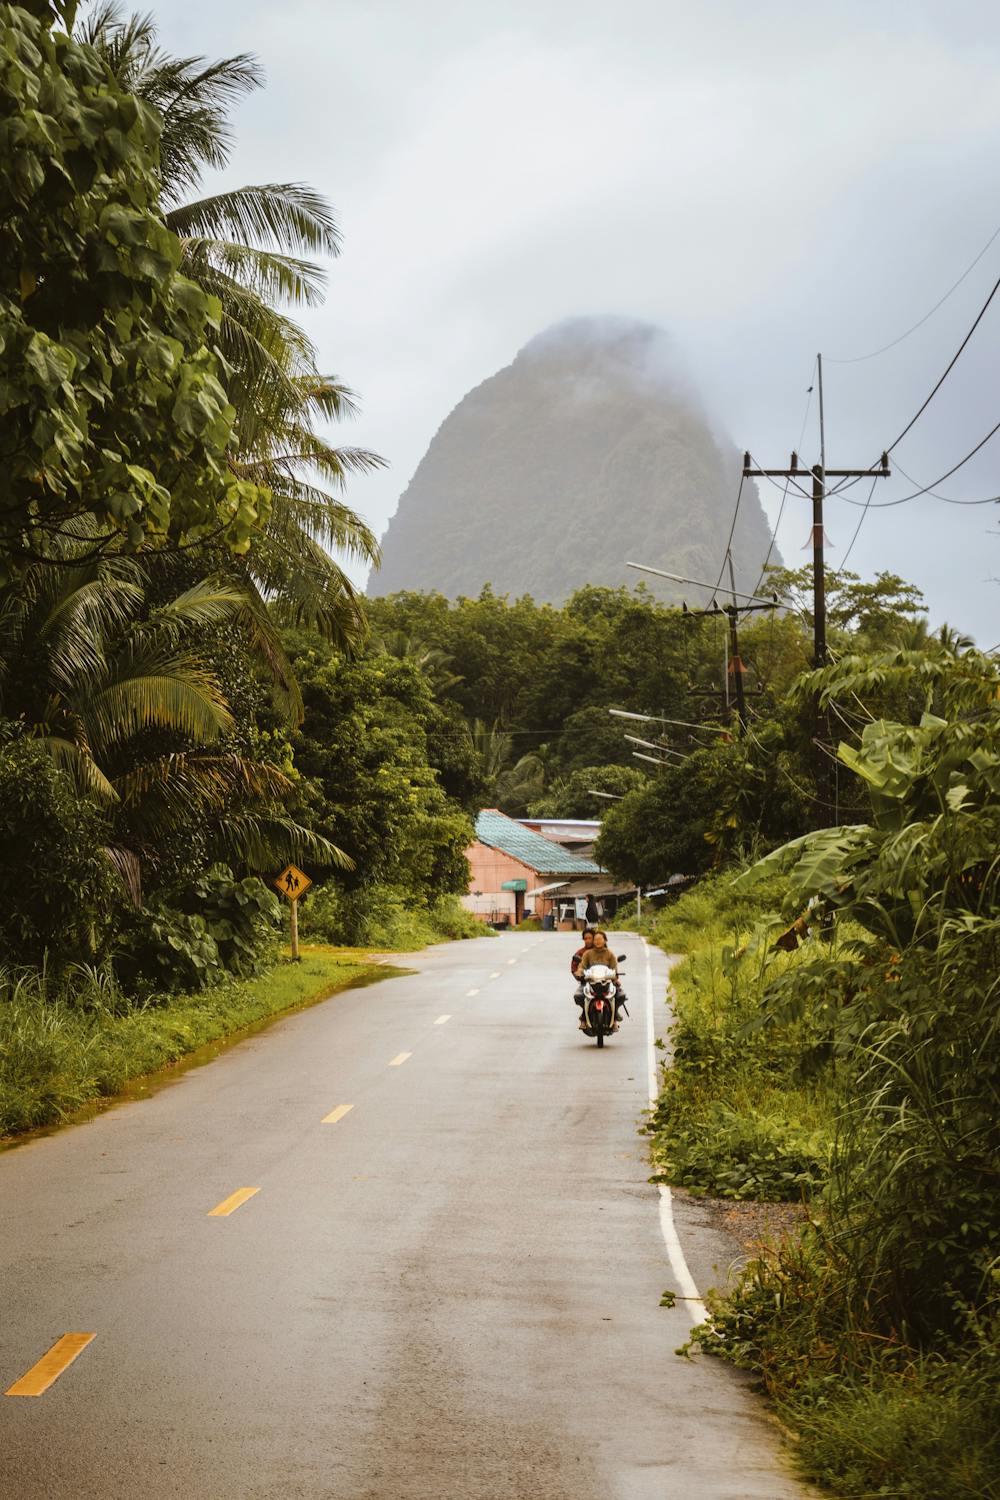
[574, 930, 627, 1028]
[570, 928, 595, 978]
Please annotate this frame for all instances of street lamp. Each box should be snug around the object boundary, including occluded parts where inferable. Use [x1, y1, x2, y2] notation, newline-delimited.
[609, 708, 722, 737]
[623, 734, 687, 760]
[626, 560, 778, 607]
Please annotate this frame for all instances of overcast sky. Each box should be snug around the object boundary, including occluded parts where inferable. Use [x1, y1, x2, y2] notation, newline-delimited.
[148, 0, 1000, 642]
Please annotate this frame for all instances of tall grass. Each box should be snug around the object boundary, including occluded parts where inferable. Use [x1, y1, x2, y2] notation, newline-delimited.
[0, 953, 380, 1137]
[641, 875, 839, 1200]
[300, 884, 490, 949]
[656, 875, 1000, 1495]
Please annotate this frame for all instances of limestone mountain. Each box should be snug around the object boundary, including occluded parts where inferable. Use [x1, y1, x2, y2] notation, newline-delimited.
[369, 317, 777, 604]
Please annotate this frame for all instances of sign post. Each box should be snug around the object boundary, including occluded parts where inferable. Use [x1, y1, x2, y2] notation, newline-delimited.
[273, 864, 312, 961]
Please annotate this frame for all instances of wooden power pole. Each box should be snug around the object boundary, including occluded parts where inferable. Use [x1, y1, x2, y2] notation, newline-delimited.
[741, 450, 890, 667]
[743, 377, 892, 818]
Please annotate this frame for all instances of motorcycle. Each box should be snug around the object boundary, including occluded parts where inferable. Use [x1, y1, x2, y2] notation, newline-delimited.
[579, 956, 627, 1047]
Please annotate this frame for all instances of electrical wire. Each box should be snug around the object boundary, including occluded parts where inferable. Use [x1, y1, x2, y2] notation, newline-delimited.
[888, 458, 1000, 507]
[876, 269, 1000, 461]
[825, 220, 1000, 365]
[834, 476, 879, 572]
[836, 415, 1000, 507]
[709, 471, 745, 602]
[748, 366, 817, 602]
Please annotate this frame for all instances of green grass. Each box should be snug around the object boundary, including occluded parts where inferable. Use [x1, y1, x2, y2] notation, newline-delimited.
[0, 950, 387, 1139]
[299, 886, 493, 950]
[790, 1352, 1000, 1499]
[653, 874, 1000, 1497]
[639, 875, 837, 1200]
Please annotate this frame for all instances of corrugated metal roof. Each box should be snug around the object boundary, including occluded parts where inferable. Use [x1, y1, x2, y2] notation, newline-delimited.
[474, 809, 602, 875]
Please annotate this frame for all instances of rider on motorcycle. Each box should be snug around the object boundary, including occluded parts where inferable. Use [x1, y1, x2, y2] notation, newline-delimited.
[570, 927, 595, 978]
[574, 930, 627, 1028]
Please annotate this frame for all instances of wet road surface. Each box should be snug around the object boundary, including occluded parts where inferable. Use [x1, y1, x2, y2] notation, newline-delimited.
[0, 933, 810, 1498]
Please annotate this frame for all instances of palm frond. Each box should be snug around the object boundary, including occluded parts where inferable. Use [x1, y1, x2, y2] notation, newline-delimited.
[242, 529, 369, 647]
[87, 658, 233, 751]
[206, 814, 354, 872]
[101, 844, 143, 906]
[292, 374, 362, 423]
[115, 753, 293, 842]
[42, 573, 146, 696]
[166, 184, 340, 256]
[268, 435, 386, 491]
[34, 735, 119, 803]
[148, 576, 256, 635]
[181, 238, 327, 308]
[255, 478, 381, 565]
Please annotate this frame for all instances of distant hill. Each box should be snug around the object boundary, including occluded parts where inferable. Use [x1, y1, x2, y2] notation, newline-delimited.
[369, 317, 777, 604]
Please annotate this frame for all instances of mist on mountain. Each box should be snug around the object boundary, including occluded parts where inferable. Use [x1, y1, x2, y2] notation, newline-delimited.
[369, 316, 777, 604]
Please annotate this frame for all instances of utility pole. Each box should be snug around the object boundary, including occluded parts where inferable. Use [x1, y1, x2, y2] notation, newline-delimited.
[624, 559, 776, 735]
[741, 456, 889, 668]
[743, 354, 890, 667]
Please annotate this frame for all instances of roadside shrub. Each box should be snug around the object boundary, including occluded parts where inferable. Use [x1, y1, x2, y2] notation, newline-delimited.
[0, 739, 117, 967]
[689, 1235, 1000, 1499]
[0, 952, 379, 1137]
[300, 882, 488, 949]
[187, 865, 281, 975]
[116, 906, 221, 994]
[426, 894, 486, 940]
[644, 872, 839, 1200]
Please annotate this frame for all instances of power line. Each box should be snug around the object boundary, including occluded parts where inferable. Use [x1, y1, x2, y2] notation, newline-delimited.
[825, 220, 1000, 365]
[885, 270, 1000, 456]
[834, 475, 879, 572]
[837, 415, 1000, 507]
[709, 470, 745, 599]
[889, 458, 1000, 507]
[749, 365, 817, 601]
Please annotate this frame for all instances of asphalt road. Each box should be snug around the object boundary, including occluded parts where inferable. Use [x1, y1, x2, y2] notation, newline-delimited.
[0, 933, 810, 1499]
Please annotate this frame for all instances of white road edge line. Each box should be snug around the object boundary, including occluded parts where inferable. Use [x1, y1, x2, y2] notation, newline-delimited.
[644, 937, 707, 1326]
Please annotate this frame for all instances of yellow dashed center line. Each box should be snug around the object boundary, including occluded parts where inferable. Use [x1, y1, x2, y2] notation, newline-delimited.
[489, 971, 501, 980]
[388, 1052, 411, 1067]
[208, 1187, 260, 1217]
[507, 958, 517, 965]
[466, 987, 480, 997]
[321, 1103, 354, 1125]
[6, 1334, 95, 1397]
[434, 1014, 451, 1025]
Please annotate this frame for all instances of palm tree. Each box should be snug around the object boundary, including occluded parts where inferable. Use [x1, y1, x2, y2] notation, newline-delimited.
[79, 6, 382, 643]
[377, 630, 465, 696]
[0, 545, 351, 899]
[467, 719, 545, 814]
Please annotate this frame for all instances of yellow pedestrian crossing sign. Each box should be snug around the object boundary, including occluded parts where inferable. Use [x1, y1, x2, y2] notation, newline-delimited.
[274, 864, 312, 902]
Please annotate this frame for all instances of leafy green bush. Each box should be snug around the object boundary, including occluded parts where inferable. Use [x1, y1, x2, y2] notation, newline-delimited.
[0, 739, 117, 967]
[117, 906, 220, 994]
[676, 649, 1000, 1493]
[115, 867, 281, 994]
[689, 1236, 1000, 1499]
[187, 865, 281, 974]
[643, 872, 838, 1200]
[300, 882, 488, 949]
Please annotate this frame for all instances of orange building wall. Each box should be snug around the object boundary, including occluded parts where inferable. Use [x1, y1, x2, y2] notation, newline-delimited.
[463, 843, 539, 922]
